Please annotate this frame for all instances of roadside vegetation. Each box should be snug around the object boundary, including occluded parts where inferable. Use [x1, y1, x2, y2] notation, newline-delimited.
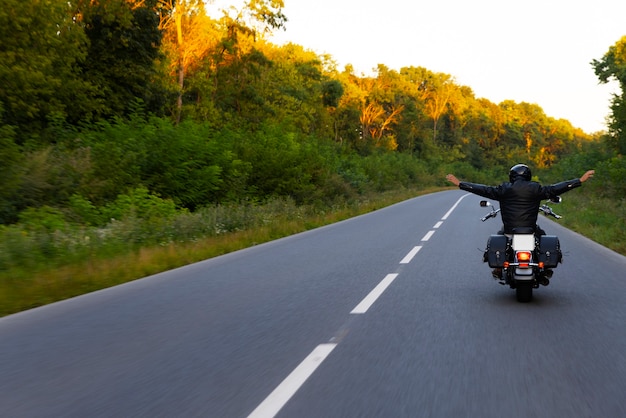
[1, 1, 625, 316]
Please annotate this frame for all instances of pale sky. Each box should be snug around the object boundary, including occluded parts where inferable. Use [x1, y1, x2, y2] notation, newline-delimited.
[215, 0, 626, 134]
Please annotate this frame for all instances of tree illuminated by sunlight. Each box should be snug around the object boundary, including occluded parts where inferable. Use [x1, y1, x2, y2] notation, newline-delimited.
[158, 1, 218, 122]
[359, 102, 403, 150]
[156, 0, 286, 122]
[420, 73, 455, 142]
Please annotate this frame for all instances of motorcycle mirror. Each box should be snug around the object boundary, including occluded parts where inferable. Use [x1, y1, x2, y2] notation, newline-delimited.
[480, 200, 491, 207]
[549, 196, 562, 204]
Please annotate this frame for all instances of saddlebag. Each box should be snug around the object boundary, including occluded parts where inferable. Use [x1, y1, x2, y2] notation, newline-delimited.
[484, 235, 508, 268]
[538, 235, 562, 268]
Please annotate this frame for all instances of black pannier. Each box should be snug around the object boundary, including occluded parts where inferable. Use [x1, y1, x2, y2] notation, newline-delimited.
[538, 235, 562, 268]
[484, 235, 508, 268]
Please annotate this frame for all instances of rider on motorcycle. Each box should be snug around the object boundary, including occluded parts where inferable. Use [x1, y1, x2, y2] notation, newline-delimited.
[446, 164, 594, 234]
[446, 164, 595, 277]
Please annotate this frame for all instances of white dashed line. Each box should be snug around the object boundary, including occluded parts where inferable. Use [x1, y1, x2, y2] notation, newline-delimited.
[350, 274, 399, 314]
[247, 343, 337, 418]
[400, 246, 422, 264]
[441, 193, 469, 220]
[421, 230, 435, 241]
[248, 193, 470, 418]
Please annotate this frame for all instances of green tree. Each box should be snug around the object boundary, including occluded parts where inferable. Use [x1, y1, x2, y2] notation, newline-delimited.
[592, 35, 626, 154]
[499, 101, 552, 165]
[0, 112, 23, 223]
[0, 0, 93, 142]
[255, 43, 335, 135]
[74, 0, 168, 120]
[395, 67, 431, 154]
[139, 119, 232, 209]
[457, 98, 505, 167]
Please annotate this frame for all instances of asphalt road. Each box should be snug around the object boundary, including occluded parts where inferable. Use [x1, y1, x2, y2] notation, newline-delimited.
[1, 190, 625, 418]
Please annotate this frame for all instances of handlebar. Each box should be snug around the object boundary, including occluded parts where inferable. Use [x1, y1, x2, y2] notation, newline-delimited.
[539, 204, 562, 219]
[480, 201, 562, 221]
[481, 208, 500, 222]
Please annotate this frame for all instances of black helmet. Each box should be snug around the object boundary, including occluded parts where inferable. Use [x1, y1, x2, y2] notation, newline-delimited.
[509, 164, 531, 182]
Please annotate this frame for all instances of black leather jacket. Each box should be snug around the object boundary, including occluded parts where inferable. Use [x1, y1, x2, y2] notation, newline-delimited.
[459, 178, 581, 233]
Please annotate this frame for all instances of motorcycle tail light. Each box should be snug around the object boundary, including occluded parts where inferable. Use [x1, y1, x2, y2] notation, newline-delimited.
[517, 251, 531, 262]
[516, 251, 532, 268]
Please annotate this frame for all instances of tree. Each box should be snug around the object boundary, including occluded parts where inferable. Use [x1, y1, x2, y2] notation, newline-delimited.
[322, 79, 344, 108]
[421, 73, 456, 142]
[499, 100, 554, 166]
[394, 67, 431, 154]
[0, 0, 93, 141]
[461, 98, 506, 166]
[0, 109, 23, 223]
[252, 42, 339, 135]
[332, 65, 407, 152]
[322, 79, 344, 141]
[359, 102, 403, 150]
[233, 0, 287, 34]
[158, 0, 217, 123]
[592, 36, 626, 155]
[156, 0, 287, 124]
[74, 0, 167, 120]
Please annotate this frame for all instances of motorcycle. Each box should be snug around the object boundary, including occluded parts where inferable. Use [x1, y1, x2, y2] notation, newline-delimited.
[480, 198, 563, 302]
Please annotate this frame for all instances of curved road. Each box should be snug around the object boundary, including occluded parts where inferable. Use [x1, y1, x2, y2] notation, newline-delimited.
[1, 191, 625, 417]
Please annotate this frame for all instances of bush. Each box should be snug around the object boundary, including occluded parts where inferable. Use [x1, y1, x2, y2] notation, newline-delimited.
[102, 187, 179, 222]
[1, 207, 85, 269]
[18, 206, 67, 232]
[596, 156, 626, 197]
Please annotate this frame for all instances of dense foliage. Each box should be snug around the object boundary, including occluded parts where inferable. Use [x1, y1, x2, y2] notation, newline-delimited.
[1, 0, 624, 233]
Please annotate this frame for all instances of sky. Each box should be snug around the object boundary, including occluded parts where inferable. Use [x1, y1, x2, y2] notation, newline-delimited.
[215, 0, 626, 133]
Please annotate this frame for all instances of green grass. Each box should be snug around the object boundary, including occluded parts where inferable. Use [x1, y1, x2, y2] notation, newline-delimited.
[551, 192, 626, 255]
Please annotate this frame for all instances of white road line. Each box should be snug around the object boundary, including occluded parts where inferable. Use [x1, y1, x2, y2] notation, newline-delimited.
[249, 193, 473, 418]
[421, 230, 435, 241]
[400, 246, 422, 264]
[441, 193, 470, 220]
[247, 343, 337, 418]
[350, 274, 399, 314]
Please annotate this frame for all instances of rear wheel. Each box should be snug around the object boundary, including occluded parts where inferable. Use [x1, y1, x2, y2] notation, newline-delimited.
[515, 282, 533, 303]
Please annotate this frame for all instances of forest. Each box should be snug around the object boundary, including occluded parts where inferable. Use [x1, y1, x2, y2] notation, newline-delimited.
[1, 0, 625, 313]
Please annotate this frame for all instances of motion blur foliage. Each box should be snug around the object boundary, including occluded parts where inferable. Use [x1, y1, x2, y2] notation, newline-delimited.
[71, 115, 242, 210]
[0, 119, 22, 223]
[0, 195, 304, 273]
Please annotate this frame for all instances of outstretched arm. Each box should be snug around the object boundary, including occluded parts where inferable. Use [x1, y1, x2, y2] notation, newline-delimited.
[542, 169, 596, 198]
[446, 174, 501, 200]
[446, 174, 461, 186]
[580, 170, 595, 183]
